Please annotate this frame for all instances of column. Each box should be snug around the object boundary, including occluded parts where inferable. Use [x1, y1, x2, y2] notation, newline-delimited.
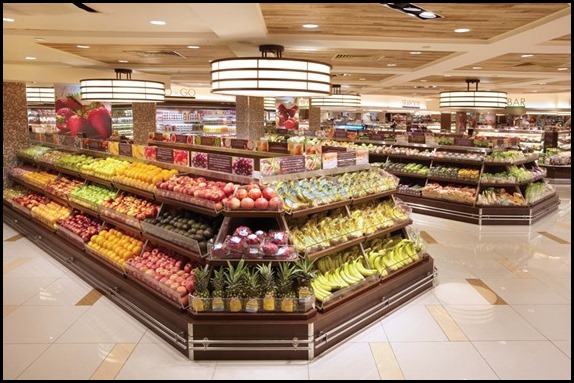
[235, 96, 264, 140]
[132, 102, 157, 145]
[440, 112, 452, 132]
[455, 111, 467, 134]
[3, 82, 29, 186]
[308, 106, 321, 131]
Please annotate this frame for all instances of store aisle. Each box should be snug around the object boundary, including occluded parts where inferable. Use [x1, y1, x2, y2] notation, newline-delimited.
[3, 186, 571, 380]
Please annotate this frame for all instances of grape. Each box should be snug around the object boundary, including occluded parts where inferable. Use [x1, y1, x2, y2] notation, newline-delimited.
[192, 153, 208, 168]
[232, 158, 253, 176]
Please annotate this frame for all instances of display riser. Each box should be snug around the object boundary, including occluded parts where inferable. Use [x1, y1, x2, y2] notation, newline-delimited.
[398, 193, 560, 225]
[543, 166, 571, 184]
[188, 257, 435, 361]
[3, 203, 190, 357]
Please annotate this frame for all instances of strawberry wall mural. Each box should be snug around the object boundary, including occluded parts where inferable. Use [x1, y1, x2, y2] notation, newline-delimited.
[55, 84, 112, 139]
[276, 97, 299, 130]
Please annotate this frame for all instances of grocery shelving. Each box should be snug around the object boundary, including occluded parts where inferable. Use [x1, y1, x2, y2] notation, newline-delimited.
[5, 141, 435, 361]
[111, 106, 133, 139]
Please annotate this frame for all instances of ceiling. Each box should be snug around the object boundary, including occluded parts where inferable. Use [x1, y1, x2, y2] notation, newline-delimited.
[2, 3, 571, 102]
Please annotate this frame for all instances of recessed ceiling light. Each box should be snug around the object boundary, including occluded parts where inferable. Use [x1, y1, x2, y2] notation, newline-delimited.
[3, 17, 15, 22]
[419, 11, 437, 19]
[302, 24, 318, 29]
[118, 60, 129, 63]
[521, 54, 534, 58]
[454, 28, 470, 33]
[34, 38, 46, 42]
[25, 56, 36, 60]
[187, 45, 200, 49]
[420, 79, 427, 82]
[77, 45, 90, 49]
[538, 82, 547, 85]
[444, 75, 451, 77]
[359, 78, 366, 81]
[557, 67, 568, 71]
[387, 63, 397, 67]
[410, 51, 422, 55]
[432, 85, 437, 88]
[532, 90, 538, 93]
[150, 20, 166, 25]
[473, 66, 482, 69]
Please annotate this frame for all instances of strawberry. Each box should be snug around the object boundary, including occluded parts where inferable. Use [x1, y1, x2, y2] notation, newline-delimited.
[87, 106, 112, 138]
[68, 115, 89, 137]
[55, 95, 83, 112]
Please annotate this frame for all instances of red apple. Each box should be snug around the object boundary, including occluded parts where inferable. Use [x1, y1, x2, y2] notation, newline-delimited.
[254, 197, 269, 210]
[240, 197, 255, 209]
[261, 187, 277, 200]
[248, 188, 262, 200]
[223, 183, 236, 197]
[235, 188, 248, 200]
[268, 196, 283, 210]
[229, 197, 241, 210]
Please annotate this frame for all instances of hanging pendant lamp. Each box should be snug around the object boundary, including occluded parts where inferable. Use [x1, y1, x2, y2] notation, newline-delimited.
[80, 69, 165, 103]
[26, 87, 55, 103]
[310, 84, 361, 109]
[440, 79, 507, 110]
[210, 45, 332, 97]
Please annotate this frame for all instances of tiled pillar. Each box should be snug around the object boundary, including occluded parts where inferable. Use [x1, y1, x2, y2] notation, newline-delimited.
[440, 113, 452, 132]
[455, 112, 467, 134]
[132, 103, 157, 145]
[3, 82, 29, 186]
[236, 96, 264, 140]
[309, 106, 321, 131]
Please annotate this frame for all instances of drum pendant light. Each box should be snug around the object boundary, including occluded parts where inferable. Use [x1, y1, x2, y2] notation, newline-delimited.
[310, 84, 361, 109]
[211, 45, 332, 97]
[80, 69, 165, 103]
[440, 79, 507, 110]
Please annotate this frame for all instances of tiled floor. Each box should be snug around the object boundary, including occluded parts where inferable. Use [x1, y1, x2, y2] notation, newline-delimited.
[3, 185, 571, 380]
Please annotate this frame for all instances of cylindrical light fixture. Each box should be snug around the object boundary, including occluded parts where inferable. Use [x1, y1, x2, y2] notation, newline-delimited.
[26, 87, 55, 103]
[440, 79, 507, 110]
[264, 97, 276, 111]
[80, 69, 165, 103]
[310, 85, 361, 109]
[211, 45, 332, 97]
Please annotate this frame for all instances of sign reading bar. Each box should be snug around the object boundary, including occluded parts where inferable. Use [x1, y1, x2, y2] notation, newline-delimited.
[454, 137, 474, 147]
[119, 143, 133, 157]
[337, 151, 357, 168]
[207, 153, 232, 173]
[156, 147, 174, 163]
[268, 141, 290, 154]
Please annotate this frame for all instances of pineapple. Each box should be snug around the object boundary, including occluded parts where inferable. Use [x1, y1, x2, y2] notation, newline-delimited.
[224, 259, 247, 312]
[191, 265, 211, 312]
[210, 267, 226, 312]
[256, 263, 276, 311]
[294, 258, 316, 301]
[244, 267, 260, 313]
[276, 262, 297, 312]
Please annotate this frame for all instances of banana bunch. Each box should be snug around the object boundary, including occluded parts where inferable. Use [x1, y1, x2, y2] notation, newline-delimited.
[311, 258, 378, 302]
[315, 249, 362, 274]
[349, 201, 408, 234]
[366, 239, 422, 277]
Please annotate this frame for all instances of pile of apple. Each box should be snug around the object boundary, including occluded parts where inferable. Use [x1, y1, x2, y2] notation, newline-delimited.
[114, 162, 177, 192]
[13, 192, 50, 210]
[56, 154, 97, 172]
[58, 213, 102, 242]
[31, 201, 72, 227]
[69, 184, 116, 210]
[126, 247, 195, 306]
[80, 157, 131, 180]
[101, 194, 160, 221]
[21, 170, 58, 188]
[87, 228, 144, 269]
[156, 175, 241, 210]
[223, 183, 282, 211]
[46, 177, 84, 199]
[36, 150, 68, 165]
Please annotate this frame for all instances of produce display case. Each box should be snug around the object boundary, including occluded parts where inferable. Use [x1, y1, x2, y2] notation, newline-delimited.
[6, 141, 437, 361]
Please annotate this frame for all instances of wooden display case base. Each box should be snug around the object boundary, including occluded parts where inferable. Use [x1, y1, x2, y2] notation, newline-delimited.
[541, 165, 571, 185]
[4, 201, 435, 361]
[397, 193, 560, 225]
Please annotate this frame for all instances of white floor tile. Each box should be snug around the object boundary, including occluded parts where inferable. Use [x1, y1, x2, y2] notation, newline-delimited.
[553, 341, 571, 358]
[3, 256, 67, 279]
[433, 281, 491, 306]
[116, 342, 216, 380]
[482, 278, 569, 305]
[474, 341, 572, 380]
[513, 305, 571, 341]
[348, 321, 387, 343]
[213, 361, 309, 380]
[445, 305, 545, 341]
[381, 304, 448, 342]
[17, 343, 114, 380]
[3, 277, 57, 305]
[3, 344, 50, 380]
[392, 342, 498, 380]
[402, 289, 441, 306]
[465, 259, 518, 279]
[3, 224, 19, 239]
[139, 330, 165, 344]
[309, 342, 380, 380]
[57, 304, 146, 344]
[3, 305, 88, 344]
[23, 276, 92, 306]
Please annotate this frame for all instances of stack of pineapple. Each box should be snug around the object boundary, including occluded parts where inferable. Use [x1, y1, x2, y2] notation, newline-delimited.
[191, 259, 316, 313]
